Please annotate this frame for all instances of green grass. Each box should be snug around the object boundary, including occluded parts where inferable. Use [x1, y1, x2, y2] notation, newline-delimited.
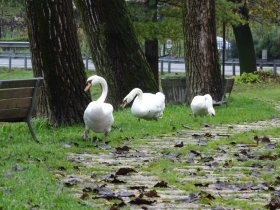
[1, 67, 280, 209]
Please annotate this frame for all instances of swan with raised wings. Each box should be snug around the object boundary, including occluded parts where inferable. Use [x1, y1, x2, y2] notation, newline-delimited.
[83, 75, 114, 139]
[190, 94, 215, 116]
[122, 88, 165, 121]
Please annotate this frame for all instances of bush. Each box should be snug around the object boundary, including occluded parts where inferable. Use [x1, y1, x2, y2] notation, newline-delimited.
[255, 69, 274, 82]
[235, 72, 259, 84]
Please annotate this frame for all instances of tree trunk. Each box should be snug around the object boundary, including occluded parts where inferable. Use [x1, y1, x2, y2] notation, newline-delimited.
[183, 0, 222, 104]
[233, 23, 257, 74]
[145, 39, 159, 87]
[144, 0, 159, 87]
[73, 0, 158, 110]
[25, 0, 91, 126]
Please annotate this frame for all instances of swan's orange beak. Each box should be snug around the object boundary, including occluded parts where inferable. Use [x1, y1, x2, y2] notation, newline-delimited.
[122, 101, 127, 108]
[84, 83, 91, 91]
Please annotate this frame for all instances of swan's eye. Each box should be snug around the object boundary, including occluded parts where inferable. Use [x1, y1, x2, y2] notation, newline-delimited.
[86, 80, 92, 85]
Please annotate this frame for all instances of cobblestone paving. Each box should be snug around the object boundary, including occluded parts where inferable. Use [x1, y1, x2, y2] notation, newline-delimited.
[61, 117, 280, 209]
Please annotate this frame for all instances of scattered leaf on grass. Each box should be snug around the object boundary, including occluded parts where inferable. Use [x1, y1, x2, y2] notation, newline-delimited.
[175, 193, 197, 203]
[223, 160, 233, 168]
[251, 183, 270, 191]
[93, 185, 115, 196]
[93, 195, 124, 201]
[62, 141, 79, 148]
[64, 178, 81, 187]
[143, 190, 160, 198]
[80, 192, 89, 200]
[162, 152, 181, 162]
[116, 191, 135, 198]
[261, 136, 271, 143]
[183, 125, 191, 129]
[129, 197, 156, 205]
[11, 165, 27, 171]
[237, 181, 253, 191]
[95, 142, 111, 150]
[154, 181, 168, 188]
[250, 169, 261, 177]
[129, 186, 147, 192]
[194, 183, 209, 187]
[265, 143, 276, 150]
[109, 201, 126, 210]
[215, 180, 231, 190]
[211, 207, 227, 210]
[198, 139, 208, 146]
[200, 123, 212, 127]
[174, 141, 184, 147]
[201, 154, 214, 162]
[58, 166, 66, 171]
[115, 167, 137, 176]
[189, 150, 201, 157]
[192, 134, 202, 139]
[265, 196, 280, 210]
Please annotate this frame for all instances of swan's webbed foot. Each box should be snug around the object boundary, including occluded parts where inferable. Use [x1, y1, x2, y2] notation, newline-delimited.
[82, 130, 90, 140]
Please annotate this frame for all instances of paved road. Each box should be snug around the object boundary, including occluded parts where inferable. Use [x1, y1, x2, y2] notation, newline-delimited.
[0, 57, 278, 76]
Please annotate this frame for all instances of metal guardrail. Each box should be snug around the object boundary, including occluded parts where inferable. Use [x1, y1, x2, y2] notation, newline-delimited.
[0, 41, 30, 48]
[159, 57, 280, 77]
[1, 42, 280, 76]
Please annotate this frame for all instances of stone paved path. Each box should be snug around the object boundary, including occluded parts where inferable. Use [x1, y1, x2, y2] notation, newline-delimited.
[61, 115, 280, 209]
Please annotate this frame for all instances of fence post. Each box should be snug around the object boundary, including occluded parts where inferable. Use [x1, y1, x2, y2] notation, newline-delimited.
[24, 57, 27, 70]
[9, 57, 12, 71]
[273, 63, 277, 78]
[85, 56, 88, 70]
[232, 62, 236, 76]
[168, 60, 171, 73]
[160, 60, 163, 74]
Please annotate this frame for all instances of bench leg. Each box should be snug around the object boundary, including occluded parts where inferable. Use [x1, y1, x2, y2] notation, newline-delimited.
[26, 120, 38, 141]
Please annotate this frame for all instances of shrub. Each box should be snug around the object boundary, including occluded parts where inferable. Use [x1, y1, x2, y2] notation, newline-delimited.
[235, 72, 259, 84]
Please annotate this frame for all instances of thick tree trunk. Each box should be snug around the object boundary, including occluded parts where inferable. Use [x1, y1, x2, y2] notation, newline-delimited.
[144, 0, 159, 87]
[145, 39, 159, 87]
[183, 0, 222, 104]
[25, 0, 91, 126]
[233, 23, 257, 74]
[73, 0, 158, 110]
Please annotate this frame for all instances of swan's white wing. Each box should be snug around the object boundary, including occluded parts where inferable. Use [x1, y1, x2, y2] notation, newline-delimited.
[84, 101, 114, 133]
[131, 92, 165, 120]
[191, 95, 214, 116]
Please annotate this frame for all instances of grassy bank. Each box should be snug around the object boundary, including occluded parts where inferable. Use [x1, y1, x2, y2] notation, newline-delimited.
[1, 67, 280, 209]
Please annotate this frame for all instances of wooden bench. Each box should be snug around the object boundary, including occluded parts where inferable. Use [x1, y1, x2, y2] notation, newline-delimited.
[213, 78, 235, 107]
[0, 77, 44, 141]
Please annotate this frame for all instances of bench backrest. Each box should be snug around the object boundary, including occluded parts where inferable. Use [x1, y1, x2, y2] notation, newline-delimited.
[213, 78, 235, 107]
[0, 77, 44, 122]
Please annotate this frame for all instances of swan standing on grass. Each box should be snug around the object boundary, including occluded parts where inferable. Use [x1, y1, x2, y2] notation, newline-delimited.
[83, 75, 114, 139]
[190, 94, 215, 116]
[122, 88, 165, 121]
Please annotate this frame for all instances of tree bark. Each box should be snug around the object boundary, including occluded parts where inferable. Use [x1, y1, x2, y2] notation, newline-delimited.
[233, 24, 257, 74]
[183, 0, 222, 104]
[25, 0, 91, 126]
[230, 0, 257, 74]
[144, 0, 159, 87]
[73, 0, 158, 110]
[145, 39, 159, 87]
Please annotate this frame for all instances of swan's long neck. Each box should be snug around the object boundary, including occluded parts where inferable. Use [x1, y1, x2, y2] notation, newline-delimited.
[97, 77, 108, 103]
[132, 88, 143, 101]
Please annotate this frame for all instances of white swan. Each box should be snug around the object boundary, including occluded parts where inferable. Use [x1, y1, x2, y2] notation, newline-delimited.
[190, 94, 215, 116]
[83, 75, 114, 138]
[122, 88, 165, 121]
